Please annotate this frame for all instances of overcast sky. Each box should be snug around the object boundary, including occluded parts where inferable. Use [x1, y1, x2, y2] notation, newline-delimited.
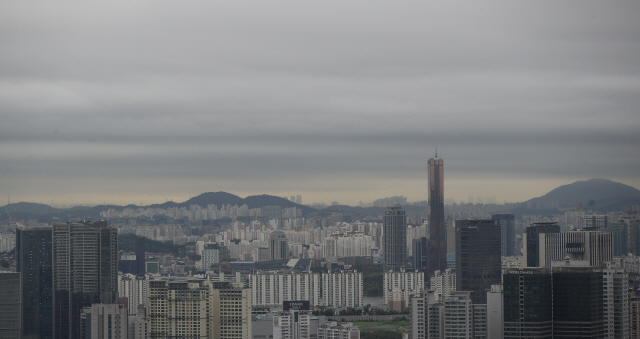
[2, 1, 639, 206]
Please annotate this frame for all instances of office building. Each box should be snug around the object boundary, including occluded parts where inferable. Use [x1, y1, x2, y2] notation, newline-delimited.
[383, 270, 424, 308]
[249, 272, 321, 307]
[80, 303, 128, 339]
[410, 290, 486, 339]
[486, 285, 503, 339]
[428, 153, 446, 276]
[539, 229, 612, 267]
[53, 220, 118, 339]
[455, 219, 501, 304]
[523, 222, 560, 267]
[270, 231, 288, 260]
[322, 271, 363, 308]
[412, 237, 428, 271]
[317, 322, 360, 339]
[492, 214, 516, 257]
[16, 224, 54, 339]
[502, 268, 553, 338]
[383, 204, 407, 272]
[502, 261, 627, 339]
[581, 214, 609, 229]
[606, 222, 628, 257]
[135, 237, 145, 276]
[0, 271, 21, 339]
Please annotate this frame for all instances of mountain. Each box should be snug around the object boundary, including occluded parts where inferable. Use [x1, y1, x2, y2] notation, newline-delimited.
[524, 178, 640, 211]
[0, 191, 315, 221]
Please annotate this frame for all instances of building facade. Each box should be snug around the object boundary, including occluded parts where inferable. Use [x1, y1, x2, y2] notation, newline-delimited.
[16, 224, 53, 339]
[249, 272, 321, 307]
[410, 290, 486, 339]
[383, 205, 407, 272]
[322, 271, 363, 308]
[455, 219, 501, 304]
[270, 231, 288, 260]
[0, 271, 21, 339]
[383, 270, 424, 307]
[428, 154, 446, 276]
[523, 222, 560, 267]
[53, 220, 118, 339]
[412, 237, 428, 271]
[80, 303, 128, 339]
[492, 214, 516, 257]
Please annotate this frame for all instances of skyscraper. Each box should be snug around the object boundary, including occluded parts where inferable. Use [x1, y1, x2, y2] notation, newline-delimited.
[383, 204, 407, 272]
[412, 237, 428, 271]
[53, 220, 118, 339]
[428, 152, 446, 276]
[0, 271, 21, 339]
[492, 214, 516, 257]
[455, 219, 501, 304]
[523, 222, 560, 267]
[270, 231, 288, 260]
[16, 224, 54, 339]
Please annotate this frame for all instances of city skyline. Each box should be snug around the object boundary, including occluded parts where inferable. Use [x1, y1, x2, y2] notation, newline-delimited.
[2, 2, 640, 206]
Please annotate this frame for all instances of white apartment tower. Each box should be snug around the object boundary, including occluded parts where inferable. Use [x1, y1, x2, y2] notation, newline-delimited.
[383, 270, 424, 307]
[322, 271, 363, 308]
[249, 272, 321, 306]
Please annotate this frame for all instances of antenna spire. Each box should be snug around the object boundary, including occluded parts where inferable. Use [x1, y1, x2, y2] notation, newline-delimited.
[435, 147, 438, 158]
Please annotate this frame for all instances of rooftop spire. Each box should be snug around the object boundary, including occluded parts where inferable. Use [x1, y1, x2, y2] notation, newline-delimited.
[435, 147, 438, 158]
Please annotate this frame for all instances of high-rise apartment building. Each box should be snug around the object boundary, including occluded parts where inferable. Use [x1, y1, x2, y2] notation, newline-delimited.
[118, 273, 155, 316]
[249, 272, 321, 307]
[322, 271, 363, 308]
[0, 271, 21, 339]
[523, 222, 560, 267]
[270, 231, 288, 260]
[273, 308, 317, 339]
[410, 290, 487, 339]
[455, 219, 501, 304]
[149, 279, 251, 339]
[428, 153, 446, 276]
[80, 303, 128, 339]
[383, 204, 407, 272]
[16, 224, 53, 339]
[383, 270, 424, 308]
[430, 269, 456, 301]
[492, 214, 516, 257]
[317, 322, 360, 339]
[53, 220, 118, 339]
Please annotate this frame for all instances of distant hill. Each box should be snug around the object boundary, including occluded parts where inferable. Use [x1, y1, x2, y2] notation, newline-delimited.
[0, 191, 315, 221]
[524, 178, 640, 211]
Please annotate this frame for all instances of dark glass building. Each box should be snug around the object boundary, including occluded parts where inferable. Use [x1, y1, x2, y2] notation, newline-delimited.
[503, 268, 553, 339]
[135, 236, 146, 276]
[384, 204, 407, 272]
[0, 272, 22, 339]
[492, 214, 516, 257]
[428, 153, 446, 276]
[455, 219, 501, 304]
[52, 220, 117, 339]
[412, 237, 428, 271]
[524, 222, 560, 267]
[606, 222, 628, 257]
[553, 269, 605, 338]
[16, 224, 53, 339]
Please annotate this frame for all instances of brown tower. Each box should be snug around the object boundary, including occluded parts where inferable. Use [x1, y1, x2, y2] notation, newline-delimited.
[428, 151, 446, 276]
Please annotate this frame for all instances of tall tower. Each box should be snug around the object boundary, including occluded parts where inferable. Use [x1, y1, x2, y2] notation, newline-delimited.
[52, 220, 118, 339]
[16, 224, 54, 339]
[384, 204, 407, 272]
[428, 151, 446, 276]
[270, 231, 288, 260]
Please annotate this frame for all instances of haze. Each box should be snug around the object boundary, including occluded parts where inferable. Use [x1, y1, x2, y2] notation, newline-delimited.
[1, 1, 639, 206]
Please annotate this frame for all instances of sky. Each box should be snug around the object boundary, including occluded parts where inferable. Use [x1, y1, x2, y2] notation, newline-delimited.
[2, 1, 640, 206]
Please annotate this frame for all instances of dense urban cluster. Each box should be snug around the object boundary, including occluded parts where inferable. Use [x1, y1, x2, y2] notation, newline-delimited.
[1, 154, 640, 339]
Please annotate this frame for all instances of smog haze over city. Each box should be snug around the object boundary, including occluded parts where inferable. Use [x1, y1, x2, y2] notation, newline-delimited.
[2, 1, 640, 206]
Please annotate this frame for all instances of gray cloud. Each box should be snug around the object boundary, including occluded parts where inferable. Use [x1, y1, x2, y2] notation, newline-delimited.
[1, 1, 640, 205]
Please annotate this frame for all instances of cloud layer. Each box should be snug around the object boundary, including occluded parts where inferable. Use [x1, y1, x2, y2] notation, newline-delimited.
[2, 1, 640, 205]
